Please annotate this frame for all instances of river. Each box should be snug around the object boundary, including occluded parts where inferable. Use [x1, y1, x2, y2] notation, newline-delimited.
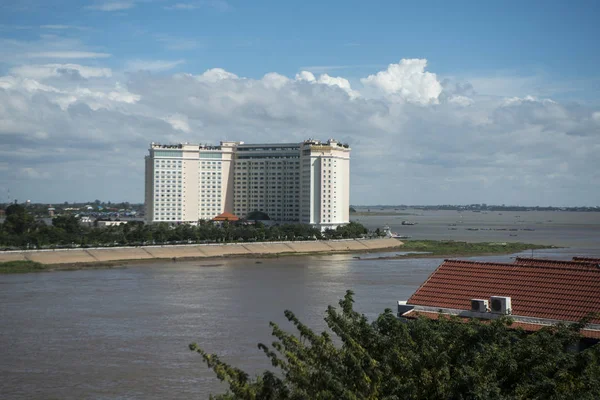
[1, 211, 599, 399]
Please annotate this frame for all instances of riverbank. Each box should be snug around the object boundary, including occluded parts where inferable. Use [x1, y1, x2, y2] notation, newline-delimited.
[0, 239, 558, 273]
[358, 240, 556, 260]
[0, 260, 47, 273]
[0, 238, 403, 272]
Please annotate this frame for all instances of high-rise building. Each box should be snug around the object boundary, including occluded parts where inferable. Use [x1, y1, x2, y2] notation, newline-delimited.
[145, 139, 350, 230]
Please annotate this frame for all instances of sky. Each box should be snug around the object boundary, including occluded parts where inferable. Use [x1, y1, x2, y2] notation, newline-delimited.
[0, 0, 599, 206]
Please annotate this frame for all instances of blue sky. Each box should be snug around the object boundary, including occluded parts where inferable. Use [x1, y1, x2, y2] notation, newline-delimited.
[3, 0, 599, 94]
[0, 0, 599, 205]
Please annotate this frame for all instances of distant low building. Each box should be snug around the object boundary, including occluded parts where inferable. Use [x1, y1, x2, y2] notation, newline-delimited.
[97, 220, 128, 227]
[398, 257, 600, 342]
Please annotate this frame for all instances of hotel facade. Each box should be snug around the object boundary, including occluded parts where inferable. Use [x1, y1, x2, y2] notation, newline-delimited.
[144, 139, 350, 230]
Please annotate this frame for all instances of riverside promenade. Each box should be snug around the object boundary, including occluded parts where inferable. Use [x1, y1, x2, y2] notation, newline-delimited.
[0, 238, 402, 265]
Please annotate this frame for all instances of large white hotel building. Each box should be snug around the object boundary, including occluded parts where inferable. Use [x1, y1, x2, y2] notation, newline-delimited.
[144, 139, 351, 230]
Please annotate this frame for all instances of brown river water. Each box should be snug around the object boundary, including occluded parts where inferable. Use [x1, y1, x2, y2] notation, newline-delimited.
[1, 211, 599, 399]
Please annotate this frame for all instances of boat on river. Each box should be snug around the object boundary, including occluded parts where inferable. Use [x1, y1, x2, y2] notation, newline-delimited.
[383, 225, 412, 239]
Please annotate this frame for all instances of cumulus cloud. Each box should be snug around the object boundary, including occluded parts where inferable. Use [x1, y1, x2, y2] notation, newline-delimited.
[196, 68, 239, 82]
[0, 75, 139, 111]
[448, 95, 474, 107]
[295, 71, 315, 82]
[295, 71, 359, 98]
[0, 59, 599, 205]
[262, 72, 290, 89]
[361, 59, 442, 104]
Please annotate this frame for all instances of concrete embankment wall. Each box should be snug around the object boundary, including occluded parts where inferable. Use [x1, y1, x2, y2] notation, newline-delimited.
[0, 238, 401, 265]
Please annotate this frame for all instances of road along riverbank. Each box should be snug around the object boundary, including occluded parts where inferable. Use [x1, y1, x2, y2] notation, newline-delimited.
[0, 238, 403, 271]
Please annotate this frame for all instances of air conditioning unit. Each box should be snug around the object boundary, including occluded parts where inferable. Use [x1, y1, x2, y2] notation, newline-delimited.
[490, 296, 512, 315]
[471, 299, 489, 313]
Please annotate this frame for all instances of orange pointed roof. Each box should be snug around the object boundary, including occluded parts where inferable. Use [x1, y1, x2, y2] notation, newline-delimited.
[212, 212, 239, 221]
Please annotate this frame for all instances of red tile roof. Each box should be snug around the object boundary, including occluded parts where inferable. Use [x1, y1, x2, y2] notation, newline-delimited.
[573, 257, 600, 263]
[407, 259, 600, 324]
[403, 310, 600, 339]
[212, 212, 240, 221]
[514, 257, 599, 269]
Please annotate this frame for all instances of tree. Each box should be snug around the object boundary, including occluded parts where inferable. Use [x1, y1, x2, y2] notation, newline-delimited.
[3, 203, 35, 235]
[52, 215, 80, 235]
[247, 210, 270, 221]
[190, 291, 600, 399]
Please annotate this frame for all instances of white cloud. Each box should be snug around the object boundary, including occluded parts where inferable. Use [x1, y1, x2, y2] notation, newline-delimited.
[0, 75, 140, 111]
[0, 76, 61, 93]
[86, 1, 135, 11]
[40, 25, 71, 29]
[1, 59, 599, 206]
[196, 68, 239, 82]
[39, 25, 88, 30]
[448, 95, 474, 106]
[315, 74, 359, 99]
[10, 64, 112, 80]
[295, 71, 359, 98]
[164, 1, 232, 11]
[162, 114, 191, 133]
[467, 75, 545, 98]
[361, 59, 442, 104]
[125, 59, 185, 72]
[26, 51, 111, 59]
[165, 3, 199, 10]
[502, 95, 558, 107]
[0, 35, 110, 66]
[295, 71, 316, 82]
[262, 72, 289, 89]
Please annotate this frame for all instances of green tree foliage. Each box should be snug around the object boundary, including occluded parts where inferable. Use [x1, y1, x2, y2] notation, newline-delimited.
[246, 211, 271, 221]
[0, 206, 367, 249]
[190, 291, 600, 400]
[3, 203, 35, 235]
[52, 215, 81, 235]
[323, 221, 368, 240]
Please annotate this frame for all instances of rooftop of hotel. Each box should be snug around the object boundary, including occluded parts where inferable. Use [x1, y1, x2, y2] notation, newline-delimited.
[149, 138, 350, 150]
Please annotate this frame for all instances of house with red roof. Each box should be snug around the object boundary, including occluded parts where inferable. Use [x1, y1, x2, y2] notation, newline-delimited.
[398, 258, 600, 341]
